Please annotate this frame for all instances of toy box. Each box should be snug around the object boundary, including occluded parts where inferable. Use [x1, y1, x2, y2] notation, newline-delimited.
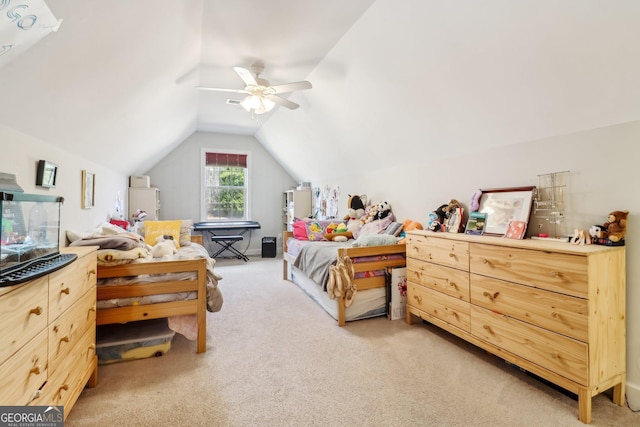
[96, 318, 175, 364]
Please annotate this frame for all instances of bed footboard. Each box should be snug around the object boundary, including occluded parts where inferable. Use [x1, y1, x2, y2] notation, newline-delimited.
[96, 258, 208, 353]
[283, 230, 406, 326]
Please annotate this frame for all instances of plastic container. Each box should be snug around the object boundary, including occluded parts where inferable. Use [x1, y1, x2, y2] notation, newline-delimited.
[96, 318, 175, 364]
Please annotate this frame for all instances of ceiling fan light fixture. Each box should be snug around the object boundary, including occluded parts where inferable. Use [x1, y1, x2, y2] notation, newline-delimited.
[240, 95, 275, 115]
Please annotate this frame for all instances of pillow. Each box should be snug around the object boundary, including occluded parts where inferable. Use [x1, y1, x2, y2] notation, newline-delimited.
[292, 219, 347, 241]
[180, 219, 194, 246]
[144, 220, 182, 247]
[352, 234, 397, 247]
[353, 215, 394, 240]
[292, 220, 308, 240]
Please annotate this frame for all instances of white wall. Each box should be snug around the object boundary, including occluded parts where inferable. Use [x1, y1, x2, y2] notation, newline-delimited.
[0, 124, 128, 242]
[145, 131, 297, 256]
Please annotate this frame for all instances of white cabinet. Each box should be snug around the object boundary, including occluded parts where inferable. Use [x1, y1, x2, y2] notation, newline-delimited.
[283, 190, 311, 230]
[128, 187, 160, 220]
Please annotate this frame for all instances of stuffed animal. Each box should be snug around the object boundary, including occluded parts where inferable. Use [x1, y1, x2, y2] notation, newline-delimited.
[151, 235, 177, 258]
[603, 210, 629, 242]
[344, 194, 366, 220]
[397, 219, 423, 244]
[570, 228, 591, 245]
[589, 224, 607, 239]
[428, 204, 448, 231]
[470, 190, 482, 212]
[374, 201, 392, 220]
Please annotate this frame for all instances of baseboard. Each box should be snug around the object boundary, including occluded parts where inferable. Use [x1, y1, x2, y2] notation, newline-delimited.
[626, 381, 640, 411]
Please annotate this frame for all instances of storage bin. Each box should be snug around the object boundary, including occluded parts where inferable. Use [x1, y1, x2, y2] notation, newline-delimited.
[262, 236, 276, 258]
[129, 175, 150, 188]
[96, 318, 175, 364]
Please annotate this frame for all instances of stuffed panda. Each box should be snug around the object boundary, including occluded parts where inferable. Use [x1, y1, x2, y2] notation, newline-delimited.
[373, 201, 392, 220]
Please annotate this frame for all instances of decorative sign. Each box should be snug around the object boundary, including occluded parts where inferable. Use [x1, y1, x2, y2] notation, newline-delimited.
[0, 0, 62, 68]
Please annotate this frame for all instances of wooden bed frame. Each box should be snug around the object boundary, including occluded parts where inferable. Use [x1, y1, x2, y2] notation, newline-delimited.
[96, 235, 208, 353]
[282, 231, 406, 326]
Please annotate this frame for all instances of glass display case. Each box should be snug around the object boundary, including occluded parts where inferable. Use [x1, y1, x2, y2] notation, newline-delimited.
[0, 192, 76, 286]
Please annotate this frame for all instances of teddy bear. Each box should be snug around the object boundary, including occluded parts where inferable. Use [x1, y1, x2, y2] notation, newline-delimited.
[150, 235, 177, 258]
[343, 194, 366, 220]
[602, 210, 629, 243]
[373, 201, 392, 220]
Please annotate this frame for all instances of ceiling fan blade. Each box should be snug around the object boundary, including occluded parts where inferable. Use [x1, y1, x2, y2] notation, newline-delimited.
[267, 95, 300, 110]
[270, 81, 312, 94]
[196, 86, 248, 94]
[233, 67, 258, 86]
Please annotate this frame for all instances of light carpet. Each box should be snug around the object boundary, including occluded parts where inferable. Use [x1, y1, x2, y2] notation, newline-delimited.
[67, 256, 639, 426]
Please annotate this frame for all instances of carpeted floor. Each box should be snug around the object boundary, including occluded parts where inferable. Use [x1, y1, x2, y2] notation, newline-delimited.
[66, 256, 639, 426]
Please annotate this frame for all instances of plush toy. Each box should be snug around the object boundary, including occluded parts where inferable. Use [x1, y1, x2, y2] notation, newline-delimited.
[470, 190, 482, 212]
[373, 201, 392, 220]
[589, 224, 607, 239]
[570, 228, 591, 245]
[151, 235, 177, 258]
[602, 210, 629, 242]
[428, 204, 448, 231]
[344, 194, 366, 220]
[397, 219, 423, 244]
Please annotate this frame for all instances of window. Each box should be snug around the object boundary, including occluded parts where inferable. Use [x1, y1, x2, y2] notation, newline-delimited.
[202, 150, 249, 220]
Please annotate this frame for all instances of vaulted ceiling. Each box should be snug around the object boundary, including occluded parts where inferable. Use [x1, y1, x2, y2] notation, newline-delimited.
[2, 1, 639, 182]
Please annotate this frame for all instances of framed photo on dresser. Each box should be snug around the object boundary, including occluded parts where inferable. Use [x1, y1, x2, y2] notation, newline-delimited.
[477, 186, 535, 236]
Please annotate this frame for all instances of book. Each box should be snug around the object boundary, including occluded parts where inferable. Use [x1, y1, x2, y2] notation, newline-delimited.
[504, 220, 527, 239]
[465, 211, 487, 235]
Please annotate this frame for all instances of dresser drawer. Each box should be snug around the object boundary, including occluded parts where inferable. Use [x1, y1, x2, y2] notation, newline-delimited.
[406, 234, 469, 271]
[0, 277, 48, 364]
[49, 289, 96, 373]
[0, 328, 48, 405]
[470, 274, 588, 342]
[407, 258, 469, 301]
[471, 305, 588, 385]
[38, 326, 96, 408]
[470, 243, 588, 298]
[49, 253, 97, 321]
[408, 281, 470, 332]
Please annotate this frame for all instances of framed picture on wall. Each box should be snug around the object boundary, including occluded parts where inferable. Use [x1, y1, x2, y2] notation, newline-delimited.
[36, 160, 58, 188]
[478, 186, 535, 236]
[82, 170, 95, 209]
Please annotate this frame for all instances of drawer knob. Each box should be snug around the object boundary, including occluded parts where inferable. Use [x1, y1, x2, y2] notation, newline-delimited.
[483, 291, 500, 301]
[550, 271, 563, 278]
[482, 258, 493, 266]
[60, 336, 70, 343]
[88, 269, 96, 277]
[60, 287, 70, 295]
[482, 324, 494, 334]
[449, 253, 456, 258]
[29, 366, 41, 375]
[413, 295, 423, 304]
[551, 352, 559, 359]
[29, 306, 43, 316]
[449, 282, 458, 289]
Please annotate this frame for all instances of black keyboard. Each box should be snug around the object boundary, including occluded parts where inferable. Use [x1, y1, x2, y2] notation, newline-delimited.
[0, 253, 78, 287]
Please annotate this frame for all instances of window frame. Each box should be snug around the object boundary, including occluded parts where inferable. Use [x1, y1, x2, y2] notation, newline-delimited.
[200, 148, 251, 221]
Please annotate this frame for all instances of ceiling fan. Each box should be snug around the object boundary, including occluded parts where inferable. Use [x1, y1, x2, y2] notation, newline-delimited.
[197, 63, 312, 115]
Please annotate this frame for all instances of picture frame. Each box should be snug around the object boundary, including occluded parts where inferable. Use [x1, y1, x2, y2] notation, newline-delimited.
[477, 186, 535, 236]
[36, 160, 58, 188]
[82, 170, 95, 209]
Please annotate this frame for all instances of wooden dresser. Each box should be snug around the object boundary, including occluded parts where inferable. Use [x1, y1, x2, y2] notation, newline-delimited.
[0, 246, 98, 419]
[405, 230, 625, 424]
